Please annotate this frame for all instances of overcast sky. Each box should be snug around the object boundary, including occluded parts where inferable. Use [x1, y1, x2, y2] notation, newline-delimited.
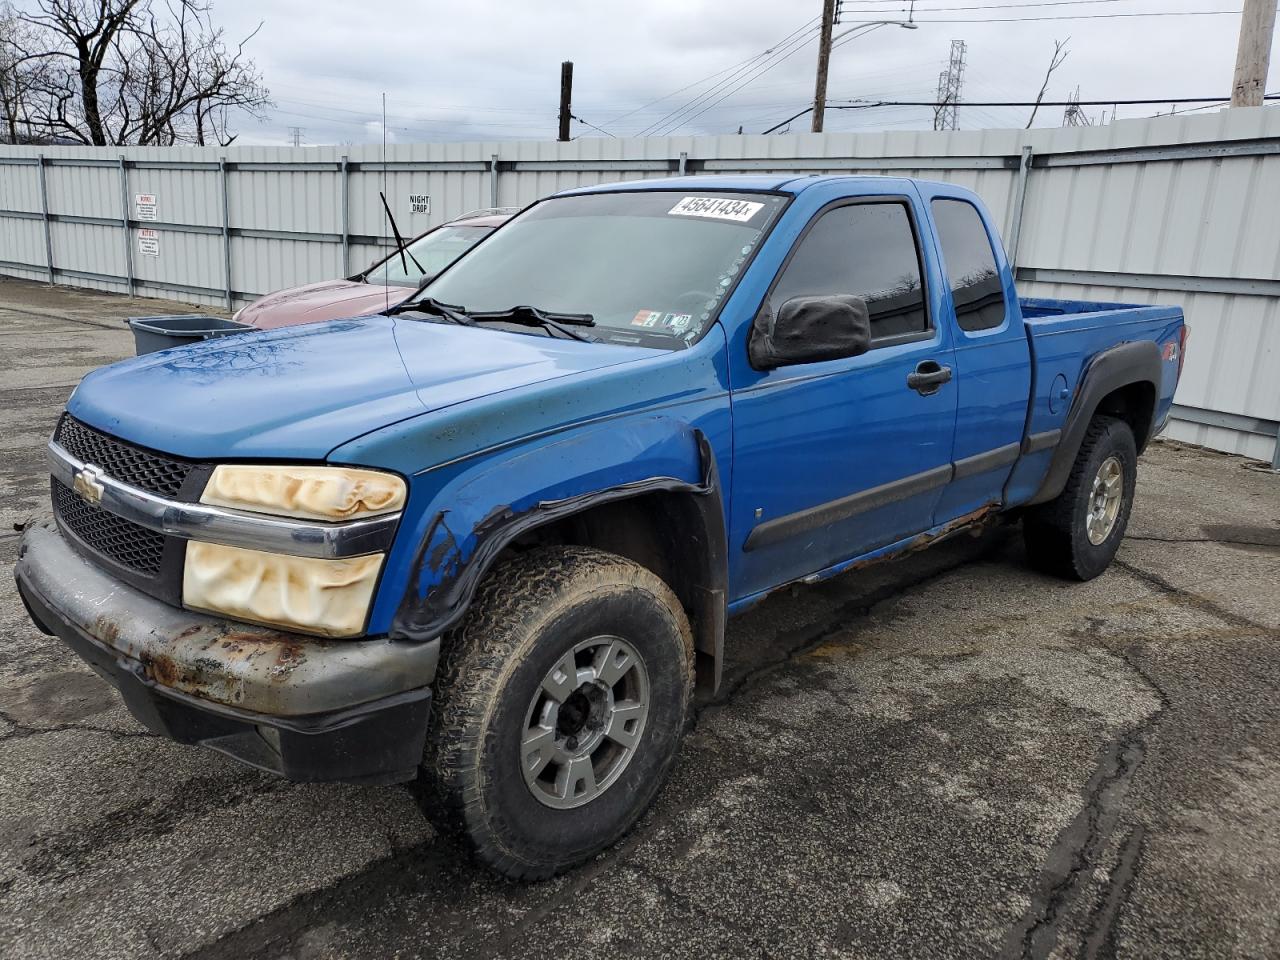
[204, 0, 1280, 145]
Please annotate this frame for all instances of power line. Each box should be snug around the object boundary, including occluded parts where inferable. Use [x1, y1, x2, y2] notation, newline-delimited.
[659, 27, 833, 135]
[604, 24, 819, 129]
[835, 94, 1280, 106]
[570, 113, 617, 138]
[862, 10, 1245, 23]
[842, 0, 1146, 4]
[636, 19, 822, 135]
[634, 20, 821, 134]
[842, 0, 1214, 9]
[681, 18, 925, 135]
[762, 93, 1279, 132]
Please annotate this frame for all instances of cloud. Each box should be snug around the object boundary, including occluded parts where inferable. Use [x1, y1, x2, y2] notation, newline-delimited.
[209, 0, 1277, 146]
[363, 120, 396, 145]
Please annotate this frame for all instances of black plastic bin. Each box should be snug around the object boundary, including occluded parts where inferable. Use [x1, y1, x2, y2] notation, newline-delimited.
[126, 315, 254, 356]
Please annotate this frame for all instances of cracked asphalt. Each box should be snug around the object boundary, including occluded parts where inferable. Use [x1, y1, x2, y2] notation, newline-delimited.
[2, 275, 1279, 960]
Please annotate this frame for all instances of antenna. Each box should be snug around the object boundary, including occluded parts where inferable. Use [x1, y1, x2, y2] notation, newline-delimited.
[382, 92, 389, 314]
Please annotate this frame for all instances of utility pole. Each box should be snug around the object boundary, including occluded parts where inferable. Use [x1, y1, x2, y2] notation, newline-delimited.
[811, 0, 838, 133]
[558, 61, 574, 141]
[1231, 0, 1277, 106]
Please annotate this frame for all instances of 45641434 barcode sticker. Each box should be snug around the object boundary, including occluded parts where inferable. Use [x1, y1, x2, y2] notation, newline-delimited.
[668, 196, 764, 222]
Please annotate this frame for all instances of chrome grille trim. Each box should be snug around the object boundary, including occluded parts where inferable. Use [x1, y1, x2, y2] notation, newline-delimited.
[48, 441, 399, 560]
[55, 414, 195, 497]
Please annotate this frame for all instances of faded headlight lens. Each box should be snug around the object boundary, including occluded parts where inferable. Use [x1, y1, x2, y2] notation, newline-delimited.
[183, 541, 383, 638]
[200, 465, 406, 521]
[188, 465, 405, 636]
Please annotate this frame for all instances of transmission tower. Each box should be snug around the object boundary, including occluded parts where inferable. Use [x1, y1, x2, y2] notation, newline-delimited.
[933, 39, 966, 131]
[288, 126, 304, 147]
[1062, 87, 1094, 126]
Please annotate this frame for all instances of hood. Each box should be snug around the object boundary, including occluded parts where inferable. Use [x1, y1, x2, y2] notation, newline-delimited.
[68, 316, 655, 461]
[236, 280, 412, 330]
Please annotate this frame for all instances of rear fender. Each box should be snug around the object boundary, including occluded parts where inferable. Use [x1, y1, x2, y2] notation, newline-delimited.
[390, 417, 727, 683]
[1027, 339, 1161, 505]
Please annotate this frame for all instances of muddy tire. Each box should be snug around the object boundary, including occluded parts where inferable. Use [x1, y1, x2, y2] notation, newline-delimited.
[1023, 415, 1137, 581]
[415, 545, 694, 880]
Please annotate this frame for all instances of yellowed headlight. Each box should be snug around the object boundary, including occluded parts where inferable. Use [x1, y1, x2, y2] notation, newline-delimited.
[183, 541, 383, 638]
[200, 465, 406, 522]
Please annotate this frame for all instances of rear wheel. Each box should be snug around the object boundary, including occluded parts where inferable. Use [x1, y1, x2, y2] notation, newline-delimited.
[1023, 415, 1137, 581]
[416, 545, 694, 879]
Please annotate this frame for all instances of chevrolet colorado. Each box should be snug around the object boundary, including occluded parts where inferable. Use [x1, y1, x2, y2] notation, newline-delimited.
[15, 175, 1187, 879]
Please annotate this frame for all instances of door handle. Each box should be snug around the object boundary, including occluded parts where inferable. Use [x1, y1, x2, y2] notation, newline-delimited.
[906, 360, 953, 396]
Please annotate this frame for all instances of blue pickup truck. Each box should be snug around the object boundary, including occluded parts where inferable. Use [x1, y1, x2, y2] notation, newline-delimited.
[16, 175, 1187, 879]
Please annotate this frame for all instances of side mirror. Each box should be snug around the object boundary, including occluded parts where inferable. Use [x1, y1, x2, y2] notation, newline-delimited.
[748, 294, 871, 369]
[414, 272, 437, 291]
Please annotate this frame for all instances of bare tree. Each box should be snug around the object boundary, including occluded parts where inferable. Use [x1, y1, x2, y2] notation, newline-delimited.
[14, 0, 269, 146]
[0, 2, 53, 143]
[1025, 38, 1070, 130]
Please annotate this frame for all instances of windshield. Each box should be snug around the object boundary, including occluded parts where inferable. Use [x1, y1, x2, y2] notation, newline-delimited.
[421, 191, 786, 346]
[365, 224, 494, 287]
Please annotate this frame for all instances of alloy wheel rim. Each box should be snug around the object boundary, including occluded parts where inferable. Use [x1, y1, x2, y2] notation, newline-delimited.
[521, 635, 650, 809]
[1086, 455, 1124, 545]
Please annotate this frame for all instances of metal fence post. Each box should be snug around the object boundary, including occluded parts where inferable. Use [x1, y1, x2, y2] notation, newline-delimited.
[37, 154, 54, 285]
[1006, 145, 1033, 270]
[490, 154, 499, 208]
[219, 158, 233, 310]
[340, 155, 350, 276]
[117, 155, 135, 297]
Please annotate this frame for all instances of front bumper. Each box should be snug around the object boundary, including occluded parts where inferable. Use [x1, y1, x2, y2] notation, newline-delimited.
[15, 521, 439, 784]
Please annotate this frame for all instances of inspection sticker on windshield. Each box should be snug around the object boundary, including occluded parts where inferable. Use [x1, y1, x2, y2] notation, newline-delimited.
[631, 310, 664, 327]
[668, 196, 764, 222]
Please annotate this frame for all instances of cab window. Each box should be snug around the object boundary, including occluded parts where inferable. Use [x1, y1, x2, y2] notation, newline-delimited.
[930, 199, 1007, 332]
[769, 201, 929, 343]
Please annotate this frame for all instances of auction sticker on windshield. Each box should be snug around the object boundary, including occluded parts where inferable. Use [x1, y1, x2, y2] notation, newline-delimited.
[668, 196, 765, 222]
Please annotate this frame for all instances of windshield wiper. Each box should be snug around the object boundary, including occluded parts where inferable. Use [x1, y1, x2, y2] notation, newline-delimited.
[466, 305, 598, 342]
[385, 296, 475, 325]
[378, 191, 426, 277]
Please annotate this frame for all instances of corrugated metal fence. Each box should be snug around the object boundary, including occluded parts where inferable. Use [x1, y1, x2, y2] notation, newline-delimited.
[1, 109, 1278, 465]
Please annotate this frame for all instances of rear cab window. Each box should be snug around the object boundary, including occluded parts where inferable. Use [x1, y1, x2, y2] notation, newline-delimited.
[930, 199, 1008, 333]
[768, 200, 930, 347]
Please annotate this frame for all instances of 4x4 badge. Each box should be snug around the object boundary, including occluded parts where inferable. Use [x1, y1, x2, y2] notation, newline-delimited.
[72, 464, 106, 505]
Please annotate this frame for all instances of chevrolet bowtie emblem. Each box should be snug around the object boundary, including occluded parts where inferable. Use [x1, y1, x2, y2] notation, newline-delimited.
[72, 464, 106, 505]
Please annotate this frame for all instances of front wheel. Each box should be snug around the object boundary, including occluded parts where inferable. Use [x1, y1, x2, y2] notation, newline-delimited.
[1023, 415, 1137, 581]
[417, 546, 694, 880]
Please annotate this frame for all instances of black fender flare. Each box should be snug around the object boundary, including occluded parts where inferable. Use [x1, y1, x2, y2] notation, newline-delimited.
[392, 433, 729, 692]
[1027, 339, 1162, 506]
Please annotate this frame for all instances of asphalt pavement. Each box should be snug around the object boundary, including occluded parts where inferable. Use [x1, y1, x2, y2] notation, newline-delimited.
[1, 275, 1278, 960]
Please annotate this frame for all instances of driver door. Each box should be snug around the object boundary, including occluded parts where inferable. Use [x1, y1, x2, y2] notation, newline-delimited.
[727, 195, 957, 603]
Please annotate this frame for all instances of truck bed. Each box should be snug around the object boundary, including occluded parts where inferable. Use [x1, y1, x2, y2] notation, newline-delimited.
[1019, 296, 1147, 319]
[1002, 297, 1185, 507]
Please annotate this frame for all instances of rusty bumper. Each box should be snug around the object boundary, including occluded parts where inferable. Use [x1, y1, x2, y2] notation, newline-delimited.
[14, 522, 439, 784]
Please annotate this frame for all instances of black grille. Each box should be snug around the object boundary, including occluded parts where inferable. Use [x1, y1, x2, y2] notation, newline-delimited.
[54, 480, 165, 576]
[55, 415, 194, 498]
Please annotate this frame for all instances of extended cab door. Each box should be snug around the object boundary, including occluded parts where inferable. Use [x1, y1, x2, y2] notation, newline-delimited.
[727, 191, 958, 603]
[918, 186, 1033, 523]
